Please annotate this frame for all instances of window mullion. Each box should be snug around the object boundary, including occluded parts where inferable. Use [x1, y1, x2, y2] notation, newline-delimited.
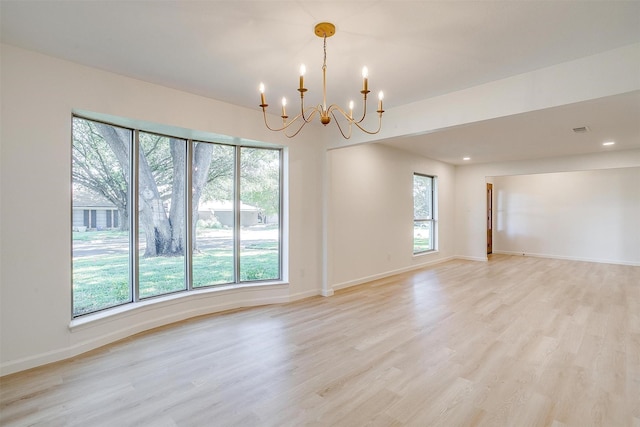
[234, 146, 241, 283]
[132, 129, 140, 302]
[278, 149, 284, 281]
[185, 140, 193, 290]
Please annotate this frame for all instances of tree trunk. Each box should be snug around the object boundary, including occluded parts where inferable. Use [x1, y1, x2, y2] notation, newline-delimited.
[191, 142, 214, 251]
[118, 207, 129, 232]
[138, 145, 173, 257]
[94, 125, 215, 257]
[168, 139, 186, 255]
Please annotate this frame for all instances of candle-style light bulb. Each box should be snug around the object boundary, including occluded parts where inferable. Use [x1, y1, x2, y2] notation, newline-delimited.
[259, 83, 266, 105]
[349, 100, 354, 118]
[281, 97, 287, 117]
[299, 64, 306, 90]
[362, 67, 369, 92]
[378, 91, 384, 111]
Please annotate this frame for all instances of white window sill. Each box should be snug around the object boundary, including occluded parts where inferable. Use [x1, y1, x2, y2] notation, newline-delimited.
[69, 281, 288, 331]
[412, 249, 439, 258]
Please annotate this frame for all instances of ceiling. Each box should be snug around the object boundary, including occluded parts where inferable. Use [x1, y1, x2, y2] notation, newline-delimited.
[379, 90, 640, 165]
[2, 1, 640, 164]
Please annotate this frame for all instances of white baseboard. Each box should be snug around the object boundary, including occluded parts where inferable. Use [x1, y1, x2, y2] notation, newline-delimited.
[289, 289, 322, 300]
[492, 250, 640, 266]
[331, 256, 458, 292]
[321, 288, 334, 297]
[454, 255, 489, 262]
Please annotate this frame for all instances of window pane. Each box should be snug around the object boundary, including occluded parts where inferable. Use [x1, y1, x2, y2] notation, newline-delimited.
[414, 174, 435, 253]
[239, 147, 280, 281]
[413, 174, 432, 219]
[138, 132, 187, 298]
[73, 116, 284, 314]
[413, 220, 433, 253]
[72, 118, 132, 316]
[192, 142, 235, 287]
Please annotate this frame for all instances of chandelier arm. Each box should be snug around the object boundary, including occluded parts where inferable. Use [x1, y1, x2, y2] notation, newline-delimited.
[262, 104, 323, 136]
[299, 93, 314, 122]
[283, 108, 324, 138]
[299, 93, 306, 120]
[356, 94, 369, 124]
[329, 109, 353, 139]
[261, 109, 285, 132]
[262, 109, 310, 133]
[326, 104, 353, 122]
[301, 106, 321, 124]
[327, 103, 383, 135]
[351, 112, 383, 135]
[261, 109, 290, 132]
[283, 122, 309, 138]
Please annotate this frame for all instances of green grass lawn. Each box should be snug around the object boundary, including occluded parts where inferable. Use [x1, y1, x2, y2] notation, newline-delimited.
[413, 237, 432, 253]
[73, 231, 280, 316]
[72, 230, 128, 241]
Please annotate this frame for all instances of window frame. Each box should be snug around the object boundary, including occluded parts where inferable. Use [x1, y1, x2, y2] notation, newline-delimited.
[413, 173, 437, 254]
[71, 115, 284, 318]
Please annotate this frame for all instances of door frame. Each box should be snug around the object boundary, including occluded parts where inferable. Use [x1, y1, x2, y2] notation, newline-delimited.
[487, 183, 493, 255]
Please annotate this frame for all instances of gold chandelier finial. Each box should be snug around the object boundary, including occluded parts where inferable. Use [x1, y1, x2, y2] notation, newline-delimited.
[258, 22, 384, 139]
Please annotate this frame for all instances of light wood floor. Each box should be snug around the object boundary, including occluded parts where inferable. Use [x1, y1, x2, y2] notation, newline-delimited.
[1, 255, 639, 426]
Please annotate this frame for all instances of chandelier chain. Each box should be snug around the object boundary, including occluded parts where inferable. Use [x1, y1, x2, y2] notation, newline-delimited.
[323, 34, 327, 71]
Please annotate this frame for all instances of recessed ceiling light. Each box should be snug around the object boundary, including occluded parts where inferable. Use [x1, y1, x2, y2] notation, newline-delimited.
[463, 157, 471, 161]
[602, 141, 615, 146]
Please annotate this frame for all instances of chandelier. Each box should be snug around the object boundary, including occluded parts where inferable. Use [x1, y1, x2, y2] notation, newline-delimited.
[259, 22, 384, 139]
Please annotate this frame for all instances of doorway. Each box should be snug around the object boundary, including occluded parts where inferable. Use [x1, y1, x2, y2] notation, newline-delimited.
[487, 183, 493, 254]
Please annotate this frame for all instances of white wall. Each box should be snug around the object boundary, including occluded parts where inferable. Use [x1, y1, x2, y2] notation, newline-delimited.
[492, 168, 640, 264]
[2, 41, 639, 376]
[0, 44, 325, 375]
[455, 150, 640, 263]
[327, 143, 456, 290]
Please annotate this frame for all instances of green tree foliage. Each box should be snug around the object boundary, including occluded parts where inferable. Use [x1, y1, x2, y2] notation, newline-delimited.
[72, 119, 131, 230]
[413, 174, 432, 219]
[72, 118, 280, 257]
[240, 147, 280, 219]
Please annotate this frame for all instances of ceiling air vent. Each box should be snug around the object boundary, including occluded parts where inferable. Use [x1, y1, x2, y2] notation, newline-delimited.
[572, 126, 590, 133]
